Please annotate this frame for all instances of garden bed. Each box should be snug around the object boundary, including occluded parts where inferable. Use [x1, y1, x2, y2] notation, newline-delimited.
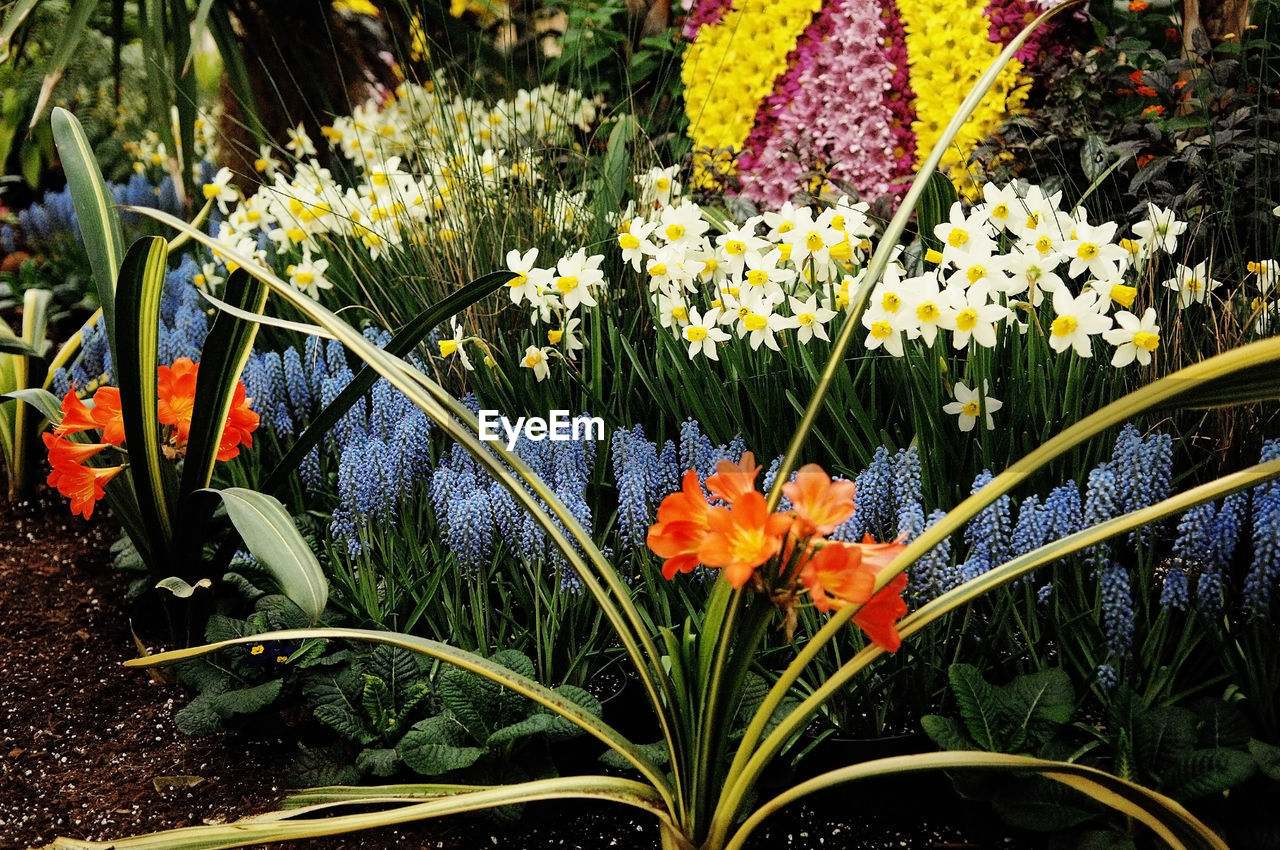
[0, 489, 1024, 849]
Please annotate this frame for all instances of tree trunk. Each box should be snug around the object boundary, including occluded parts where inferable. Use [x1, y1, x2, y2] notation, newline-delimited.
[1182, 0, 1253, 53]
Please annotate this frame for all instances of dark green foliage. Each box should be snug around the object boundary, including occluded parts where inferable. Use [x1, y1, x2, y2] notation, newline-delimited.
[923, 664, 1075, 755]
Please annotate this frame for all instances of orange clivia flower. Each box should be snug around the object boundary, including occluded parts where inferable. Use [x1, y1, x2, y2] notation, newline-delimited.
[648, 469, 719, 579]
[799, 541, 876, 613]
[706, 451, 761, 504]
[216, 381, 260, 461]
[854, 572, 910, 652]
[89, 387, 126, 446]
[783, 464, 856, 537]
[43, 433, 124, 519]
[157, 357, 200, 444]
[53, 386, 98, 438]
[1129, 0, 1149, 10]
[42, 432, 110, 468]
[698, 490, 792, 588]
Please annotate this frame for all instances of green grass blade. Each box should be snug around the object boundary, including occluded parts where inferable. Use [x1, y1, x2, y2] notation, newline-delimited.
[180, 269, 267, 495]
[51, 110, 125, 364]
[208, 488, 327, 622]
[114, 236, 175, 563]
[0, 0, 40, 55]
[28, 0, 95, 129]
[10, 287, 51, 495]
[125, 628, 665, 791]
[724, 752, 1226, 850]
[260, 269, 513, 496]
[4, 387, 64, 422]
[0, 337, 40, 357]
[49, 775, 668, 849]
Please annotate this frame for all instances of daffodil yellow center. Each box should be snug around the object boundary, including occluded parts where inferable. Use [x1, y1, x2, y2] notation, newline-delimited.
[1051, 315, 1079, 337]
[747, 269, 769, 287]
[671, 306, 688, 321]
[1077, 243, 1099, 261]
[777, 244, 793, 261]
[725, 239, 746, 256]
[439, 339, 459, 356]
[686, 326, 708, 342]
[649, 264, 667, 277]
[947, 228, 968, 248]
[992, 202, 1009, 220]
[1035, 235, 1054, 254]
[805, 232, 825, 251]
[1134, 331, 1160, 351]
[202, 183, 221, 200]
[962, 400, 981, 417]
[1186, 277, 1203, 292]
[548, 329, 564, 344]
[917, 302, 940, 322]
[744, 313, 768, 332]
[881, 292, 901, 312]
[619, 233, 640, 250]
[955, 308, 978, 332]
[798, 312, 815, 326]
[966, 266, 986, 284]
[776, 222, 794, 234]
[666, 224, 685, 241]
[556, 275, 579, 293]
[870, 320, 893, 339]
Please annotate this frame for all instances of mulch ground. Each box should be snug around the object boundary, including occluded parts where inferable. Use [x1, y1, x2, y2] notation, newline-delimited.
[0, 488, 1017, 850]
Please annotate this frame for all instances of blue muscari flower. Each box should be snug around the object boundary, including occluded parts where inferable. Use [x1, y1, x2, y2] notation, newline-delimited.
[1197, 493, 1247, 615]
[762, 454, 785, 495]
[892, 447, 925, 541]
[282, 346, 313, 420]
[1098, 560, 1135, 669]
[1243, 439, 1280, 620]
[1096, 664, 1118, 690]
[1110, 425, 1144, 513]
[124, 172, 157, 208]
[1044, 481, 1083, 540]
[273, 401, 294, 437]
[657, 440, 679, 501]
[329, 505, 362, 559]
[908, 508, 957, 602]
[1165, 502, 1215, 612]
[157, 176, 180, 215]
[1083, 463, 1119, 572]
[300, 446, 322, 490]
[966, 470, 1012, 570]
[1011, 494, 1048, 558]
[679, 419, 713, 479]
[612, 425, 657, 548]
[19, 203, 55, 246]
[1, 224, 16, 254]
[839, 447, 893, 542]
[1037, 584, 1053, 604]
[390, 408, 432, 493]
[325, 338, 348, 380]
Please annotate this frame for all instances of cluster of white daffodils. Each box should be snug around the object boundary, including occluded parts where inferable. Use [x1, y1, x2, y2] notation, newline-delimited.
[192, 78, 601, 300]
[124, 109, 220, 180]
[495, 164, 883, 380]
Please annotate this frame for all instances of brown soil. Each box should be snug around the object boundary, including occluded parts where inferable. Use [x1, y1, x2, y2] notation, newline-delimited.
[0, 489, 1006, 850]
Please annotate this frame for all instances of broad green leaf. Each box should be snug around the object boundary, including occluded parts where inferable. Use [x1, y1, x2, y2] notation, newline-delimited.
[1135, 706, 1196, 773]
[179, 269, 266, 495]
[1002, 668, 1074, 745]
[208, 488, 327, 623]
[3, 388, 62, 424]
[544, 685, 602, 743]
[486, 714, 556, 748]
[113, 236, 175, 560]
[356, 747, 401, 778]
[1249, 739, 1280, 781]
[949, 664, 1001, 751]
[1163, 749, 1256, 800]
[51, 109, 124, 361]
[154, 577, 212, 598]
[439, 667, 498, 742]
[920, 714, 976, 752]
[992, 774, 1100, 831]
[398, 737, 485, 776]
[0, 336, 40, 357]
